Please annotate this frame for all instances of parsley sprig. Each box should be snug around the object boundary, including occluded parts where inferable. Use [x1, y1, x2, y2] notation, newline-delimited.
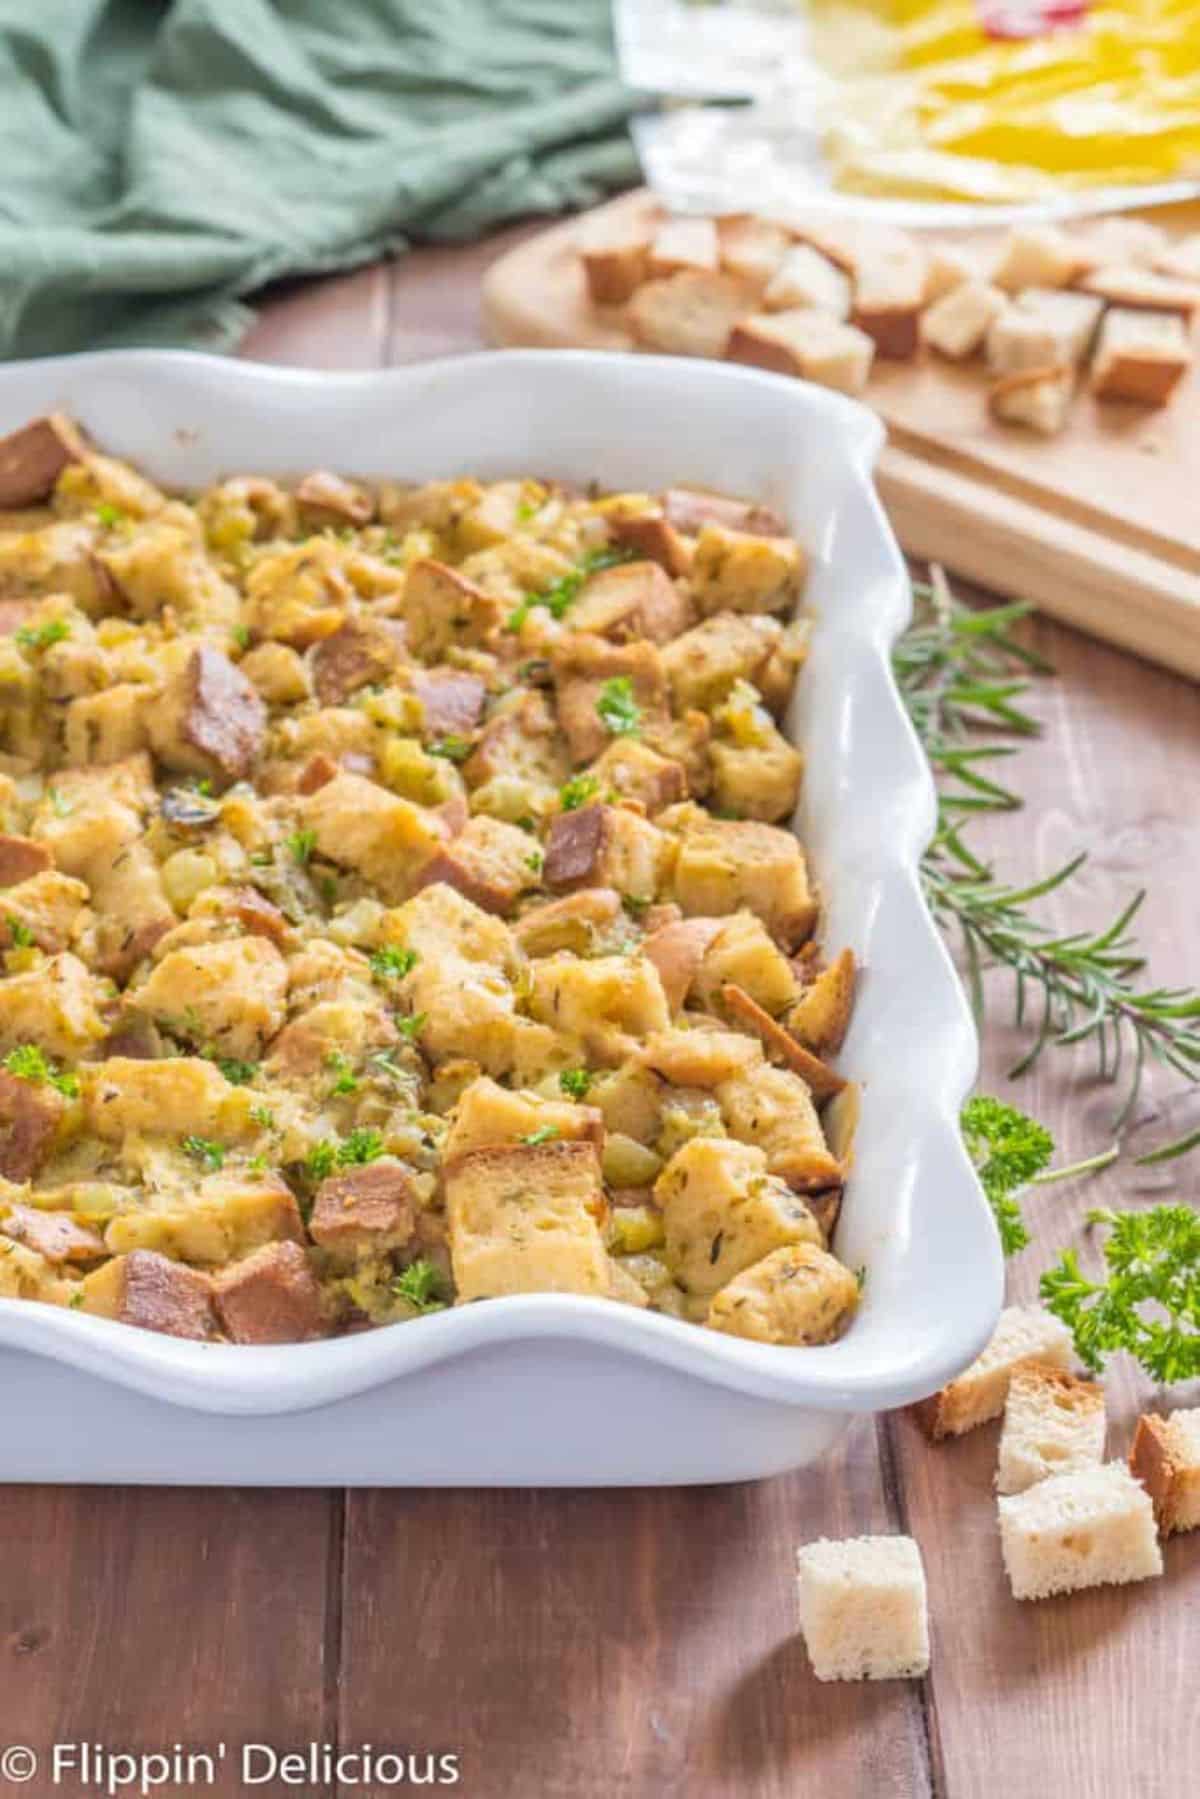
[1041, 1206, 1200, 1382]
[596, 675, 642, 739]
[4, 1044, 79, 1098]
[961, 1096, 1117, 1256]
[392, 1259, 449, 1314]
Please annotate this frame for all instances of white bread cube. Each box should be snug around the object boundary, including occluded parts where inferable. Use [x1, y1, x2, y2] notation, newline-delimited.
[1081, 216, 1168, 269]
[1155, 231, 1200, 281]
[727, 308, 875, 395]
[852, 236, 926, 357]
[921, 280, 1008, 360]
[923, 244, 978, 305]
[998, 1463, 1163, 1600]
[1014, 288, 1105, 366]
[991, 224, 1090, 293]
[579, 220, 653, 305]
[996, 1366, 1106, 1495]
[764, 245, 852, 320]
[647, 215, 720, 280]
[1129, 1407, 1200, 1535]
[795, 1536, 929, 1681]
[914, 1303, 1074, 1440]
[1079, 262, 1200, 319]
[989, 367, 1074, 437]
[718, 215, 791, 289]
[629, 271, 755, 359]
[1091, 306, 1193, 405]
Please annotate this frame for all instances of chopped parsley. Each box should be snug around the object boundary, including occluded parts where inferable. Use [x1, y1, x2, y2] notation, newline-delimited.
[216, 1057, 257, 1086]
[94, 502, 126, 529]
[285, 828, 317, 866]
[6, 918, 35, 949]
[231, 623, 251, 651]
[596, 676, 642, 739]
[250, 1104, 276, 1129]
[559, 1068, 592, 1101]
[48, 788, 74, 817]
[559, 773, 600, 812]
[621, 894, 651, 919]
[396, 1012, 427, 1043]
[525, 849, 544, 874]
[3, 1044, 78, 1098]
[16, 618, 71, 653]
[369, 945, 418, 982]
[304, 1127, 385, 1180]
[523, 1124, 561, 1147]
[393, 1258, 448, 1314]
[68, 1288, 85, 1309]
[505, 545, 634, 632]
[326, 1051, 360, 1096]
[428, 736, 472, 763]
[182, 1134, 226, 1171]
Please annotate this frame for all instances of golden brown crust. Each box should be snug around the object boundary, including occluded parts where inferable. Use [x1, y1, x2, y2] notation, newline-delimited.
[0, 414, 86, 508]
[720, 982, 846, 1099]
[212, 1241, 327, 1345]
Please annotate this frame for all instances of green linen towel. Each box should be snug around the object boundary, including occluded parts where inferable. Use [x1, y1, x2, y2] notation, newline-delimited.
[0, 0, 641, 358]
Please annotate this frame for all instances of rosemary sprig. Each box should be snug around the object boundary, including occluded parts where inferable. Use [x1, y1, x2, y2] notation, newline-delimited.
[896, 571, 1200, 1159]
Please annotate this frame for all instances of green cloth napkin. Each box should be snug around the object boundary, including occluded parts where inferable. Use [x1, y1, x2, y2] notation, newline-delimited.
[0, 0, 641, 359]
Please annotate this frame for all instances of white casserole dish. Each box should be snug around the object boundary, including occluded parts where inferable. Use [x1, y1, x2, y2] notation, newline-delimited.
[0, 349, 1002, 1485]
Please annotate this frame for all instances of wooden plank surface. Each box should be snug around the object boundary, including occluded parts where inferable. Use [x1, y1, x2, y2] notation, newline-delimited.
[3, 225, 1196, 1799]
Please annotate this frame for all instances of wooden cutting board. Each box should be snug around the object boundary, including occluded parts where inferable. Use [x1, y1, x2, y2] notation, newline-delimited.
[481, 190, 1200, 680]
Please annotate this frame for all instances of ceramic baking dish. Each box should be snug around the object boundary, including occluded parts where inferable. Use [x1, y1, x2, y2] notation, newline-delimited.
[0, 349, 1002, 1485]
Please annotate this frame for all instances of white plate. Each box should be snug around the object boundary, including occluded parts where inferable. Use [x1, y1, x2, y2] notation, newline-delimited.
[0, 350, 1001, 1485]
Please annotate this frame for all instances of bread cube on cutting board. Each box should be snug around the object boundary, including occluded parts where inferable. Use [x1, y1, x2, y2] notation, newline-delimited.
[914, 1303, 1074, 1439]
[726, 308, 875, 394]
[995, 1366, 1106, 1495]
[992, 223, 1090, 293]
[795, 1536, 930, 1681]
[1091, 307, 1194, 405]
[1129, 1407, 1200, 1535]
[998, 1463, 1163, 1600]
[764, 244, 852, 319]
[921, 280, 1008, 360]
[989, 368, 1074, 437]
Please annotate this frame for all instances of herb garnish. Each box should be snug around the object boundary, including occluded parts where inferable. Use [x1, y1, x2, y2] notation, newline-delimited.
[3, 1044, 78, 1097]
[505, 545, 634, 632]
[16, 618, 71, 653]
[559, 773, 600, 812]
[393, 1259, 449, 1314]
[596, 676, 642, 739]
[285, 828, 317, 866]
[428, 736, 472, 763]
[522, 1124, 561, 1147]
[369, 946, 417, 982]
[1041, 1206, 1200, 1382]
[182, 1135, 226, 1170]
[559, 1068, 592, 1101]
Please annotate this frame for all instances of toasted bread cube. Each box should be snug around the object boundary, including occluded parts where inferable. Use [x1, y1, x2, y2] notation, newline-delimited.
[992, 224, 1089, 293]
[0, 1237, 70, 1304]
[0, 413, 86, 508]
[851, 237, 926, 357]
[0, 870, 88, 956]
[1078, 263, 1200, 319]
[764, 245, 852, 319]
[1154, 230, 1200, 281]
[303, 771, 449, 900]
[647, 215, 720, 279]
[401, 558, 504, 659]
[708, 1242, 857, 1345]
[639, 1026, 762, 1089]
[913, 1303, 1074, 1440]
[923, 244, 978, 304]
[1091, 307, 1193, 405]
[795, 1536, 929, 1681]
[443, 1074, 603, 1161]
[552, 635, 669, 766]
[998, 1463, 1162, 1600]
[607, 509, 694, 578]
[569, 560, 693, 645]
[694, 909, 797, 1016]
[656, 1136, 822, 1296]
[0, 950, 106, 1061]
[673, 817, 817, 948]
[83, 1249, 216, 1341]
[0, 1069, 66, 1182]
[527, 953, 670, 1064]
[309, 1162, 422, 1261]
[661, 488, 787, 539]
[1082, 216, 1168, 269]
[628, 271, 754, 358]
[445, 1139, 611, 1301]
[987, 304, 1076, 376]
[709, 733, 803, 823]
[83, 1055, 247, 1144]
[543, 803, 666, 901]
[727, 308, 875, 395]
[589, 738, 688, 816]
[718, 214, 792, 288]
[692, 524, 805, 618]
[920, 281, 1008, 360]
[717, 1064, 841, 1189]
[1, 1203, 104, 1265]
[989, 367, 1073, 437]
[512, 888, 624, 959]
[147, 646, 266, 786]
[1014, 288, 1104, 366]
[1129, 1408, 1200, 1536]
[640, 917, 723, 1013]
[996, 1366, 1107, 1495]
[661, 612, 792, 714]
[105, 1175, 304, 1265]
[213, 1241, 327, 1344]
[311, 615, 406, 706]
[413, 815, 541, 916]
[579, 220, 653, 304]
[133, 936, 287, 1060]
[788, 949, 856, 1056]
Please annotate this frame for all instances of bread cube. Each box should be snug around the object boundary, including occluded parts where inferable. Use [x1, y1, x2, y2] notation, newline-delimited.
[996, 1366, 1106, 1495]
[0, 413, 85, 508]
[717, 1064, 841, 1189]
[0, 870, 88, 956]
[589, 739, 688, 817]
[1078, 263, 1200, 319]
[542, 803, 666, 900]
[528, 953, 670, 1064]
[628, 271, 754, 358]
[84, 1056, 248, 1143]
[1, 1203, 104, 1265]
[134, 936, 287, 1060]
[787, 949, 856, 1056]
[694, 910, 798, 1016]
[640, 1025, 762, 1089]
[1082, 216, 1168, 269]
[568, 560, 693, 645]
[147, 646, 266, 785]
[552, 635, 669, 766]
[83, 1250, 216, 1341]
[1091, 307, 1193, 405]
[307, 1161, 420, 1261]
[851, 238, 926, 357]
[1154, 230, 1200, 281]
[579, 220, 652, 305]
[0, 950, 106, 1060]
[673, 816, 817, 948]
[443, 1074, 603, 1162]
[795, 1536, 929, 1681]
[0, 1068, 66, 1182]
[998, 1463, 1162, 1600]
[413, 815, 541, 916]
[691, 524, 806, 618]
[105, 1175, 304, 1265]
[727, 308, 875, 395]
[1129, 1407, 1200, 1535]
[717, 214, 792, 289]
[212, 1241, 327, 1344]
[709, 734, 803, 823]
[914, 1303, 1074, 1440]
[921, 281, 1008, 360]
[923, 244, 978, 304]
[1014, 288, 1104, 366]
[445, 1139, 612, 1301]
[988, 368, 1074, 438]
[991, 224, 1089, 293]
[764, 245, 852, 319]
[708, 1242, 857, 1345]
[987, 305, 1073, 376]
[655, 1136, 822, 1296]
[303, 771, 449, 901]
[401, 558, 503, 658]
[647, 215, 719, 279]
[661, 613, 789, 712]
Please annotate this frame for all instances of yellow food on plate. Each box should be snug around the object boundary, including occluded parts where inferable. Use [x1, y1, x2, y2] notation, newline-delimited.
[0, 415, 858, 1348]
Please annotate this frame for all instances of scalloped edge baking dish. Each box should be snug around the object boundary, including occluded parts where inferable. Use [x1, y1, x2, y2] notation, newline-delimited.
[0, 350, 1001, 1484]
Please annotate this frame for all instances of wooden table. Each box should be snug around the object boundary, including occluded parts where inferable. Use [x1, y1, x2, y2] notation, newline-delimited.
[2, 230, 1197, 1799]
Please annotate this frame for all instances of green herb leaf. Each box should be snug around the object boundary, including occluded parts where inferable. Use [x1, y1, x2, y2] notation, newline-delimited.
[522, 1124, 561, 1147]
[16, 618, 71, 653]
[961, 1097, 1054, 1255]
[559, 1068, 592, 1101]
[326, 1051, 360, 1096]
[94, 502, 126, 529]
[182, 1134, 226, 1171]
[250, 1104, 276, 1129]
[559, 773, 600, 812]
[369, 945, 417, 982]
[428, 736, 472, 763]
[525, 849, 544, 874]
[216, 1057, 257, 1086]
[338, 1126, 384, 1166]
[48, 788, 74, 817]
[1040, 1205, 1200, 1382]
[285, 828, 317, 866]
[596, 676, 642, 739]
[6, 917, 35, 949]
[396, 1012, 427, 1043]
[392, 1258, 449, 1314]
[505, 545, 634, 632]
[3, 1043, 78, 1097]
